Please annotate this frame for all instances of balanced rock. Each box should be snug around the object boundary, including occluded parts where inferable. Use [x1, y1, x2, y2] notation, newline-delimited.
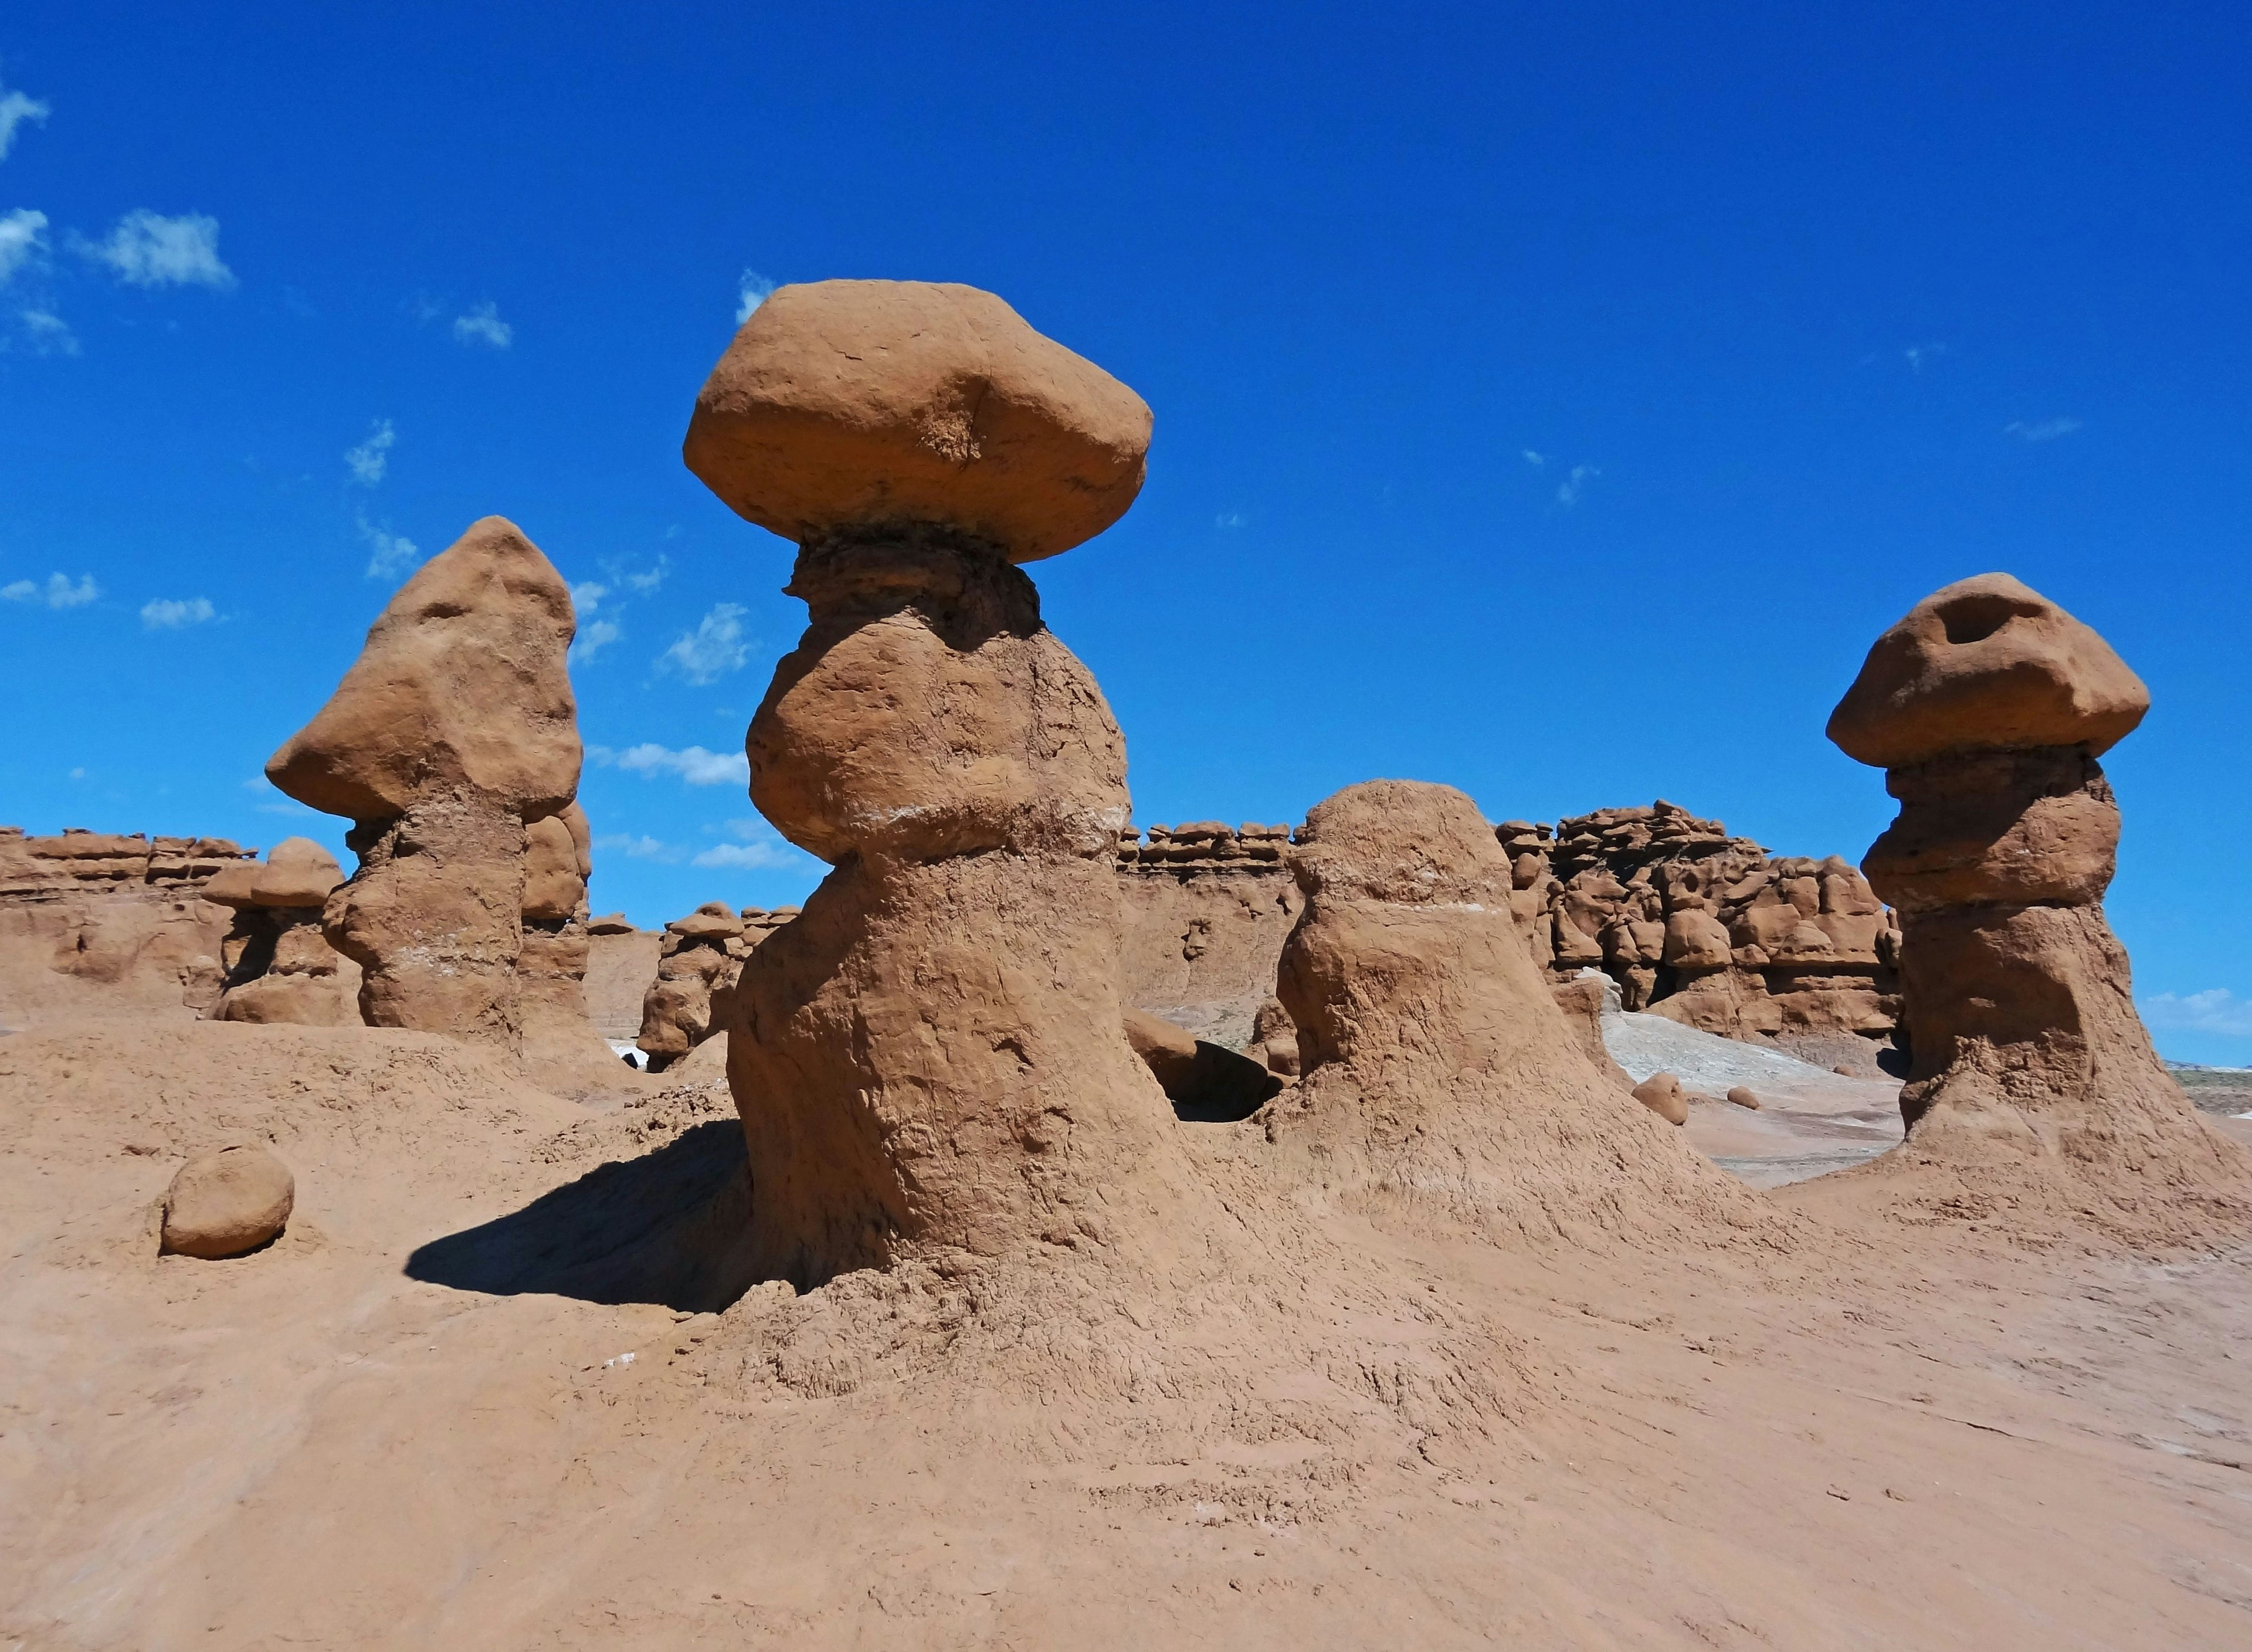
[1829, 575, 2232, 1185]
[161, 1144, 295, 1259]
[202, 837, 358, 1027]
[695, 280, 1206, 1286]
[266, 518, 580, 1047]
[1267, 781, 1751, 1237]
[637, 902, 754, 1072]
[1631, 1071, 1688, 1127]
[684, 280, 1151, 564]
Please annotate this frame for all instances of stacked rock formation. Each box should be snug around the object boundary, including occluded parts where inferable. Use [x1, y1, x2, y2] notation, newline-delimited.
[201, 837, 358, 1025]
[1497, 802, 1902, 1063]
[266, 517, 581, 1050]
[1115, 822, 1301, 1047]
[1827, 574, 2234, 1180]
[1267, 781, 1754, 1236]
[635, 903, 796, 1071]
[688, 278, 1210, 1285]
[0, 826, 255, 1019]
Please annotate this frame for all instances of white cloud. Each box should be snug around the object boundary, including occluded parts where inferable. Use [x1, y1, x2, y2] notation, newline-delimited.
[1215, 511, 1246, 529]
[571, 579, 609, 615]
[692, 840, 800, 870]
[452, 301, 511, 349]
[736, 269, 775, 324]
[141, 596, 216, 629]
[18, 306, 76, 355]
[0, 207, 48, 282]
[2142, 989, 2252, 1039]
[77, 211, 235, 289]
[569, 617, 620, 665]
[345, 419, 395, 485]
[623, 557, 670, 593]
[2005, 418, 2083, 443]
[1904, 342, 1946, 372]
[358, 515, 419, 579]
[590, 742, 748, 786]
[3, 572, 99, 609]
[0, 78, 50, 162]
[660, 602, 751, 684]
[1521, 449, 1546, 467]
[68, 765, 85, 780]
[1557, 463, 1600, 506]
[592, 832, 683, 863]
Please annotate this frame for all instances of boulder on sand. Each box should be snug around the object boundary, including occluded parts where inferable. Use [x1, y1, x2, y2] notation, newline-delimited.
[1632, 1071, 1688, 1126]
[161, 1143, 295, 1258]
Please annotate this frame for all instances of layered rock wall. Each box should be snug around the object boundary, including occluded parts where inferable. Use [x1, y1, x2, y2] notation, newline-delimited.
[1116, 822, 1299, 1048]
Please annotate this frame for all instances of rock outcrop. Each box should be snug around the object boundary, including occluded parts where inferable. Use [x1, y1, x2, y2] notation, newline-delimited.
[202, 837, 359, 1026]
[691, 279, 1210, 1287]
[1826, 574, 2241, 1198]
[1497, 803, 1902, 1069]
[0, 826, 255, 1026]
[1266, 780, 1757, 1237]
[1117, 822, 1301, 1047]
[266, 517, 581, 1050]
[635, 903, 795, 1071]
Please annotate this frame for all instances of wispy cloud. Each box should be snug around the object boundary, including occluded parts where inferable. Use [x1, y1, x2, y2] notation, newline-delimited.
[452, 301, 511, 349]
[590, 742, 748, 786]
[660, 602, 751, 684]
[693, 816, 815, 871]
[2142, 989, 2252, 1039]
[3, 572, 99, 609]
[1215, 510, 1247, 530]
[0, 207, 47, 283]
[736, 268, 775, 324]
[592, 832, 684, 863]
[18, 306, 76, 355]
[76, 211, 235, 289]
[0, 74, 50, 162]
[570, 618, 621, 666]
[358, 515, 419, 579]
[571, 580, 609, 615]
[2005, 418, 2082, 443]
[1521, 449, 1546, 467]
[1557, 463, 1600, 506]
[141, 596, 216, 629]
[1904, 341, 1946, 372]
[345, 419, 395, 485]
[622, 556, 670, 593]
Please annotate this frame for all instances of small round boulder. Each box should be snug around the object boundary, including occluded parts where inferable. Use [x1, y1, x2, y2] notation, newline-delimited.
[161, 1144, 296, 1259]
[1632, 1071, 1689, 1127]
[683, 280, 1152, 562]
[1827, 574, 2149, 770]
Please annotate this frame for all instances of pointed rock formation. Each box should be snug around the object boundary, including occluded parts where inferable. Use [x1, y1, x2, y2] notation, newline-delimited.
[266, 517, 580, 1048]
[689, 279, 1209, 1287]
[1824, 575, 2247, 1220]
[1267, 781, 1759, 1239]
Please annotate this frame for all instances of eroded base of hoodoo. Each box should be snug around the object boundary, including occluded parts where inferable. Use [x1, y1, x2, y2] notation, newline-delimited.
[724, 850, 1222, 1290]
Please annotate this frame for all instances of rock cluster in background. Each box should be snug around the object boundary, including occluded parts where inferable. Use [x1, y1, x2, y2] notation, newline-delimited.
[201, 837, 358, 1026]
[635, 902, 797, 1071]
[1497, 802, 1903, 1071]
[1115, 822, 1303, 1050]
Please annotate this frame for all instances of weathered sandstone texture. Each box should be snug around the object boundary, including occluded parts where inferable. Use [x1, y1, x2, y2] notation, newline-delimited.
[691, 279, 1210, 1287]
[1115, 822, 1301, 1047]
[1827, 574, 2236, 1186]
[0, 826, 255, 1026]
[1498, 802, 1902, 1067]
[635, 903, 795, 1071]
[266, 517, 581, 1049]
[202, 837, 359, 1026]
[160, 1143, 296, 1260]
[1266, 780, 1757, 1237]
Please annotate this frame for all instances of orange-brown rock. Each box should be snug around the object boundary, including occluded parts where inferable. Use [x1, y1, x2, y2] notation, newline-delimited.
[1829, 575, 2243, 1205]
[160, 1143, 295, 1259]
[1631, 1071, 1688, 1127]
[636, 901, 774, 1073]
[1827, 574, 2149, 771]
[684, 281, 1151, 564]
[1267, 781, 1755, 1237]
[1117, 822, 1301, 1049]
[204, 838, 359, 1028]
[266, 518, 581, 1049]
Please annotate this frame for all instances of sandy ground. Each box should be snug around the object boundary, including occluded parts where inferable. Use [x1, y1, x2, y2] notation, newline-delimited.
[0, 1010, 2247, 1650]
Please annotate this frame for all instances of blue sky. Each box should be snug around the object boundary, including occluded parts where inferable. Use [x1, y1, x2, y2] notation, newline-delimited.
[2, 5, 2248, 1059]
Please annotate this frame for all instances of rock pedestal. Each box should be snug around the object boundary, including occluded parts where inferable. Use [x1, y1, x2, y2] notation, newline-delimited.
[266, 517, 580, 1050]
[202, 837, 358, 1026]
[1828, 575, 2219, 1169]
[687, 280, 1203, 1287]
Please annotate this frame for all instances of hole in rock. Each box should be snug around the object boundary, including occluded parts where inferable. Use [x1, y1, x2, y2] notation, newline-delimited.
[1169, 1041, 1284, 1124]
[405, 1120, 761, 1311]
[1938, 592, 2035, 646]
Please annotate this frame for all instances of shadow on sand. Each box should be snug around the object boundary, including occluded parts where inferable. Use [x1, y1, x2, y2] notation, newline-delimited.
[406, 1120, 761, 1313]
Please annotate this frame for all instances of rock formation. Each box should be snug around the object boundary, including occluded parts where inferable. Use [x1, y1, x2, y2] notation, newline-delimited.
[202, 837, 359, 1026]
[160, 1143, 295, 1259]
[635, 903, 796, 1071]
[1826, 574, 2240, 1190]
[0, 825, 255, 1025]
[1116, 822, 1301, 1047]
[690, 279, 1210, 1286]
[266, 517, 581, 1050]
[1498, 803, 1902, 1069]
[1266, 779, 1756, 1237]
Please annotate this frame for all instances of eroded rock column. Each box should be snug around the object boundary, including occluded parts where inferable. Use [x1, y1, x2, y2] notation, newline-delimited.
[266, 517, 581, 1050]
[685, 279, 1206, 1287]
[1827, 574, 2218, 1166]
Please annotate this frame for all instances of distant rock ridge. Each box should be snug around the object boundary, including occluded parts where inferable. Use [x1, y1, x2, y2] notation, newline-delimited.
[0, 827, 256, 900]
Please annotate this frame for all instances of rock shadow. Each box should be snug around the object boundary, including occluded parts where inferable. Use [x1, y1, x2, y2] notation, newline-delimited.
[1171, 1040, 1285, 1124]
[405, 1120, 759, 1312]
